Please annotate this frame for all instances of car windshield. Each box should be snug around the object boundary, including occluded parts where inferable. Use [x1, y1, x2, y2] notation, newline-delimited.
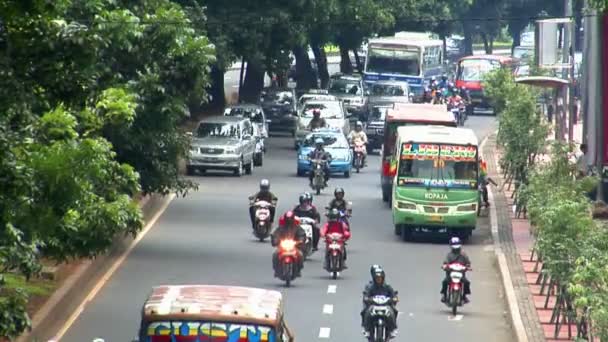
[302, 102, 343, 119]
[261, 90, 293, 104]
[299, 95, 333, 106]
[196, 122, 240, 138]
[143, 320, 277, 342]
[366, 48, 420, 75]
[329, 79, 363, 95]
[371, 83, 407, 96]
[303, 134, 348, 148]
[397, 143, 477, 188]
[226, 108, 264, 123]
[457, 59, 501, 82]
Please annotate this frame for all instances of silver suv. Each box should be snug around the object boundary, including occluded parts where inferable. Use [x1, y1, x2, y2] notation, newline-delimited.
[187, 116, 256, 176]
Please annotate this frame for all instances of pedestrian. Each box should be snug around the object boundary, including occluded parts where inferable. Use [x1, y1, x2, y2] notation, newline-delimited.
[576, 143, 588, 179]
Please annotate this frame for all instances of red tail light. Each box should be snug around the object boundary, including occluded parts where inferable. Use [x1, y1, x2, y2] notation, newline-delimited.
[382, 160, 396, 177]
[453, 284, 460, 291]
[284, 257, 293, 264]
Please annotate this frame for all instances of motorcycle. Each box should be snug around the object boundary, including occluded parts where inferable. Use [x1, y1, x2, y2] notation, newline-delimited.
[252, 200, 273, 241]
[444, 263, 471, 315]
[310, 158, 328, 195]
[366, 293, 398, 342]
[352, 141, 366, 173]
[276, 238, 302, 287]
[298, 217, 316, 259]
[324, 232, 346, 279]
[449, 100, 467, 126]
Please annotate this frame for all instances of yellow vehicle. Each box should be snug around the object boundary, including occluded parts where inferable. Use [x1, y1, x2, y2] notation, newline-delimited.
[134, 285, 294, 342]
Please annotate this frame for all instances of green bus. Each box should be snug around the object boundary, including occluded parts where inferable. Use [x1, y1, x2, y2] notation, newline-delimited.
[392, 125, 479, 240]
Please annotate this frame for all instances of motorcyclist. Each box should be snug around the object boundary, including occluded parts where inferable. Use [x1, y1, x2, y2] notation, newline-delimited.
[460, 86, 473, 116]
[327, 187, 350, 214]
[447, 87, 463, 108]
[307, 108, 327, 130]
[321, 208, 351, 269]
[347, 121, 368, 166]
[479, 158, 498, 207]
[441, 237, 472, 303]
[248, 179, 278, 229]
[271, 211, 307, 277]
[438, 74, 449, 90]
[307, 137, 332, 186]
[293, 192, 321, 251]
[361, 265, 399, 338]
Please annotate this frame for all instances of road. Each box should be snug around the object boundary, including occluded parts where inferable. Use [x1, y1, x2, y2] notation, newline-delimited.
[61, 116, 513, 341]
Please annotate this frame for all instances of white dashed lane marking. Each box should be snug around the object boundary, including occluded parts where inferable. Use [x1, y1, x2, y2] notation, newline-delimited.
[327, 285, 337, 294]
[448, 314, 464, 321]
[319, 327, 331, 338]
[323, 304, 334, 314]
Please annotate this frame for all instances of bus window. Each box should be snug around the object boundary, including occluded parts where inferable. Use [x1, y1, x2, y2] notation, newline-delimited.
[367, 48, 420, 76]
[456, 59, 500, 82]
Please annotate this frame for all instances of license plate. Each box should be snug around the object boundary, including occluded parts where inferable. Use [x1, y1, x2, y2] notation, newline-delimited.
[472, 99, 482, 103]
[428, 215, 443, 222]
[203, 157, 219, 162]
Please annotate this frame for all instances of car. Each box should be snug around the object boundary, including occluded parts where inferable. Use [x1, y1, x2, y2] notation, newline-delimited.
[295, 100, 350, 148]
[187, 116, 257, 176]
[297, 129, 353, 178]
[260, 88, 298, 136]
[363, 80, 412, 121]
[365, 104, 392, 151]
[224, 104, 268, 139]
[328, 74, 367, 119]
[297, 91, 338, 110]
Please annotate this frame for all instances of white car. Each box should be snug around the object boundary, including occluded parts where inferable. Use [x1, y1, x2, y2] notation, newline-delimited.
[294, 100, 350, 148]
[297, 93, 338, 109]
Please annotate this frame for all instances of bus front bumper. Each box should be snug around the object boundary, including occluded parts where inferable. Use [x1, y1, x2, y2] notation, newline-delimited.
[392, 203, 477, 229]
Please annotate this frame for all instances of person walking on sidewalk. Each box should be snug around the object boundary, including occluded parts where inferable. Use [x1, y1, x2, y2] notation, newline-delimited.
[479, 158, 498, 207]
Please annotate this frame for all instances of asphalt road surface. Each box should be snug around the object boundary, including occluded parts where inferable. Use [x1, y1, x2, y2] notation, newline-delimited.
[61, 115, 514, 342]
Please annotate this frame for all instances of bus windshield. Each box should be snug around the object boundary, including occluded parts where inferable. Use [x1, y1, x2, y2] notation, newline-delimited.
[143, 321, 277, 342]
[397, 143, 478, 188]
[457, 59, 500, 82]
[366, 47, 420, 76]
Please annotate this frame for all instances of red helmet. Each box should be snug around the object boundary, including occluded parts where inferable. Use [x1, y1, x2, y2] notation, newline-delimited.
[313, 109, 321, 116]
[284, 210, 295, 226]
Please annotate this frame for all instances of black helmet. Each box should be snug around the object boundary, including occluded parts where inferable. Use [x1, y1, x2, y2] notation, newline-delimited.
[370, 265, 385, 284]
[334, 187, 345, 197]
[441, 74, 447, 81]
[299, 193, 307, 205]
[328, 208, 340, 221]
[260, 179, 270, 191]
[304, 192, 313, 203]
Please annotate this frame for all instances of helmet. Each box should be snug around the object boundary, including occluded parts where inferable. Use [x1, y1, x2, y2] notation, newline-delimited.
[370, 265, 385, 284]
[299, 193, 307, 205]
[460, 86, 467, 92]
[304, 192, 313, 203]
[313, 108, 321, 116]
[328, 208, 340, 221]
[449, 236, 462, 252]
[260, 179, 270, 191]
[284, 210, 295, 226]
[441, 74, 447, 81]
[334, 187, 345, 199]
[315, 138, 324, 146]
[355, 121, 363, 128]
[431, 76, 436, 81]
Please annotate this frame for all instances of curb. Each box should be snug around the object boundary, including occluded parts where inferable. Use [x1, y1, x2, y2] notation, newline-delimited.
[17, 193, 174, 342]
[481, 131, 529, 342]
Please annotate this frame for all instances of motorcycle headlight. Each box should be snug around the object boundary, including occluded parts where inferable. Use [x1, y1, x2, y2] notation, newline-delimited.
[457, 203, 477, 212]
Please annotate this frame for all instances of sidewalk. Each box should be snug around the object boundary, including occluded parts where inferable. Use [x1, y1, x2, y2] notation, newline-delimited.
[484, 122, 585, 342]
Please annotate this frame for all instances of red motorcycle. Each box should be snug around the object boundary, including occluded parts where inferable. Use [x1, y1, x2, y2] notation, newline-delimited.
[277, 238, 302, 287]
[324, 232, 346, 279]
[443, 262, 471, 315]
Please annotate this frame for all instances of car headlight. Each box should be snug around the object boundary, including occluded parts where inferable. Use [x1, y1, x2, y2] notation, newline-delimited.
[224, 148, 237, 154]
[457, 203, 477, 212]
[397, 201, 417, 210]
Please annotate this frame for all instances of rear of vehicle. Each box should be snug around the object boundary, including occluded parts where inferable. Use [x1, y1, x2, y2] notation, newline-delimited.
[392, 126, 479, 239]
[380, 104, 457, 202]
[136, 285, 294, 342]
[260, 89, 297, 136]
[295, 100, 348, 147]
[297, 130, 352, 177]
[455, 55, 516, 110]
[365, 104, 392, 150]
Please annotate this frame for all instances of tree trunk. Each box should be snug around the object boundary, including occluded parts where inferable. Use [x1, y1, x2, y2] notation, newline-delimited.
[508, 18, 526, 53]
[311, 42, 330, 88]
[339, 44, 353, 74]
[206, 64, 225, 110]
[481, 33, 491, 54]
[293, 46, 317, 90]
[238, 57, 245, 101]
[240, 60, 265, 103]
[353, 50, 363, 72]
[462, 20, 474, 55]
[489, 38, 494, 54]
[442, 36, 448, 62]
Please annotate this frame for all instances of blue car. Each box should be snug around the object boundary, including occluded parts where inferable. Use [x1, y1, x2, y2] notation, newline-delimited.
[297, 129, 353, 178]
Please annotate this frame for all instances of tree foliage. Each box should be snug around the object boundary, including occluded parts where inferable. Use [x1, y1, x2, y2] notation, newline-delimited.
[0, 0, 215, 337]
